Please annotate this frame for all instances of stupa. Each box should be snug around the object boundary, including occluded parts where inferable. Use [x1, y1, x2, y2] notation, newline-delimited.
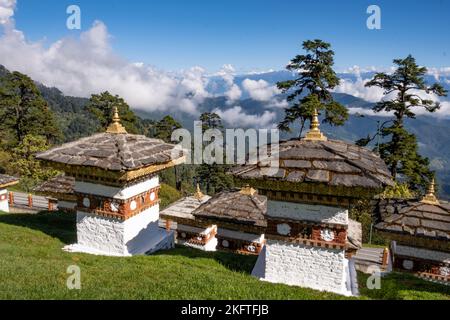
[0, 174, 19, 213]
[36, 108, 185, 256]
[375, 179, 450, 282]
[231, 109, 394, 295]
[162, 185, 267, 254]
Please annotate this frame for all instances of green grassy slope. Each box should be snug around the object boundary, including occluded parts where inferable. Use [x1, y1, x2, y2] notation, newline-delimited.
[0, 212, 347, 300]
[0, 212, 448, 300]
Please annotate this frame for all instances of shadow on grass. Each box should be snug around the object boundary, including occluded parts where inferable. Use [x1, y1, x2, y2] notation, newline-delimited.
[0, 211, 76, 245]
[0, 212, 257, 275]
[154, 245, 258, 274]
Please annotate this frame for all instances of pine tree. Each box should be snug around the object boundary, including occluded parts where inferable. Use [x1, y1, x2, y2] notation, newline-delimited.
[277, 39, 348, 137]
[364, 55, 447, 191]
[153, 115, 182, 143]
[9, 134, 59, 192]
[87, 91, 139, 134]
[0, 71, 62, 146]
[196, 112, 233, 195]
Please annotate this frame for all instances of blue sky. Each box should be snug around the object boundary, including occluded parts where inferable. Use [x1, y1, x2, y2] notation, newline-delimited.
[12, 0, 450, 72]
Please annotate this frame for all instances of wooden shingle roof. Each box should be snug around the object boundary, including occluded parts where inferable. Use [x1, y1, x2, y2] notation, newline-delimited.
[193, 187, 267, 227]
[0, 174, 19, 188]
[34, 175, 75, 196]
[230, 138, 394, 197]
[375, 198, 450, 240]
[36, 133, 184, 172]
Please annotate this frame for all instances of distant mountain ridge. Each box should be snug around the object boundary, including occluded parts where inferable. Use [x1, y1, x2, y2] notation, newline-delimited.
[1, 65, 449, 199]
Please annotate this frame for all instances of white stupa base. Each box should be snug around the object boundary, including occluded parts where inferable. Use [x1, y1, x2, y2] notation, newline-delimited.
[63, 243, 131, 257]
[63, 228, 175, 257]
[251, 240, 357, 296]
[184, 237, 218, 252]
[64, 206, 175, 257]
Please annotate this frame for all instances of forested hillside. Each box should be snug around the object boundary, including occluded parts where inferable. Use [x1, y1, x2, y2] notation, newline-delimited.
[1, 64, 449, 198]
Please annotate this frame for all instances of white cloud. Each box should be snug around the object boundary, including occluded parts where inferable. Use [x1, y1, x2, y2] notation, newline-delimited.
[347, 107, 392, 117]
[427, 67, 450, 81]
[242, 78, 279, 101]
[334, 77, 385, 103]
[0, 0, 15, 25]
[266, 98, 288, 109]
[335, 66, 450, 117]
[346, 87, 450, 118]
[244, 68, 275, 75]
[334, 66, 385, 103]
[212, 106, 276, 128]
[0, 5, 210, 114]
[216, 64, 235, 86]
[225, 84, 242, 101]
[216, 64, 242, 101]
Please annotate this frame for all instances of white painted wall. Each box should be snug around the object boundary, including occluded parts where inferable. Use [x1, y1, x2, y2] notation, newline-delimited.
[267, 200, 348, 225]
[262, 240, 348, 295]
[74, 176, 159, 200]
[75, 205, 161, 255]
[0, 189, 9, 213]
[123, 205, 159, 242]
[76, 212, 126, 255]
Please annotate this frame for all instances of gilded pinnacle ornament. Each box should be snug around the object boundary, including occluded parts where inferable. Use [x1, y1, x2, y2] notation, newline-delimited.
[194, 183, 205, 200]
[240, 184, 257, 196]
[421, 177, 440, 205]
[304, 108, 327, 141]
[106, 106, 127, 134]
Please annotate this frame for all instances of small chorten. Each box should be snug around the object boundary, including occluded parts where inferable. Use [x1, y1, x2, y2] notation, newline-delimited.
[303, 108, 327, 141]
[36, 105, 185, 256]
[231, 108, 394, 296]
[240, 184, 257, 196]
[421, 178, 440, 205]
[194, 183, 205, 200]
[106, 107, 127, 134]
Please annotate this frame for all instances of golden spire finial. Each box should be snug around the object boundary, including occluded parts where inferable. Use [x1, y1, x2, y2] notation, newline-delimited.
[106, 106, 127, 134]
[240, 184, 257, 196]
[421, 177, 440, 205]
[194, 183, 205, 200]
[304, 108, 327, 141]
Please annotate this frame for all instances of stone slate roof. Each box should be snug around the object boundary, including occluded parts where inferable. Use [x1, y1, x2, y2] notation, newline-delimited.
[193, 189, 267, 227]
[0, 174, 19, 188]
[36, 133, 184, 171]
[375, 198, 450, 240]
[160, 194, 211, 221]
[230, 138, 394, 190]
[34, 175, 75, 196]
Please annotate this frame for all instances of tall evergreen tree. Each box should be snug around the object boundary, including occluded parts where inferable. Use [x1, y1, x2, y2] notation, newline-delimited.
[277, 39, 348, 136]
[153, 115, 182, 143]
[199, 112, 223, 132]
[9, 134, 59, 192]
[196, 112, 233, 195]
[87, 91, 139, 134]
[0, 71, 62, 146]
[364, 55, 447, 191]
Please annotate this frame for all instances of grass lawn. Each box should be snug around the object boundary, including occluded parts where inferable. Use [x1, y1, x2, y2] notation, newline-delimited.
[0, 211, 449, 300]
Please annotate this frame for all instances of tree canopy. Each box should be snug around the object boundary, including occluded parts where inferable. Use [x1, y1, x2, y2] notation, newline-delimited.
[363, 55, 448, 191]
[153, 115, 182, 143]
[277, 39, 348, 136]
[86, 91, 140, 134]
[0, 71, 62, 146]
[196, 112, 233, 195]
